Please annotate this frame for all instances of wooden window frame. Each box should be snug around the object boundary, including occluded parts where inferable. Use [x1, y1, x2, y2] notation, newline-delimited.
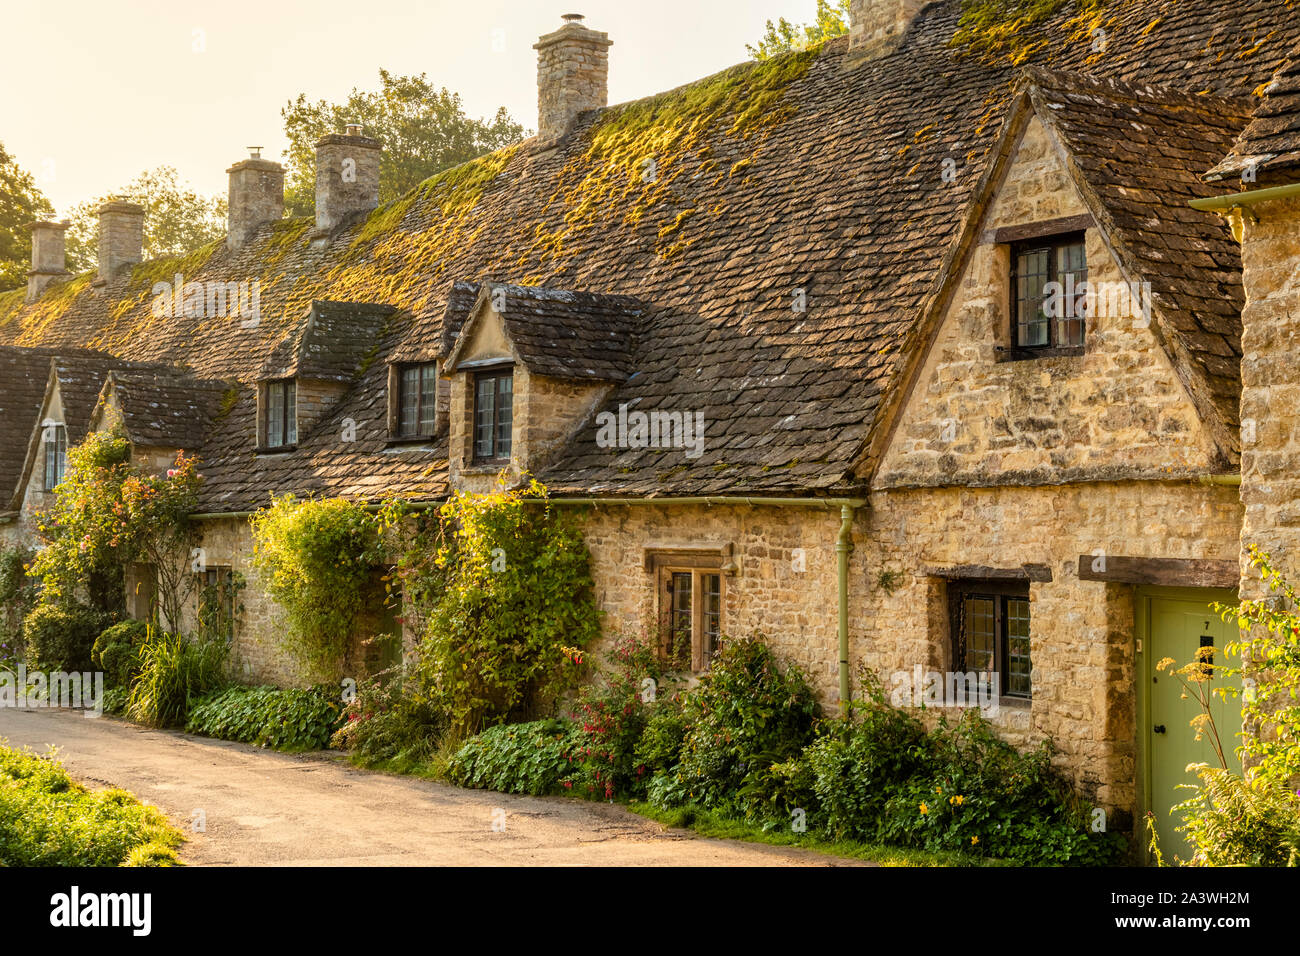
[395, 363, 439, 439]
[196, 566, 236, 643]
[42, 423, 67, 491]
[1005, 231, 1088, 360]
[261, 379, 297, 451]
[947, 579, 1032, 701]
[472, 368, 513, 463]
[655, 563, 725, 673]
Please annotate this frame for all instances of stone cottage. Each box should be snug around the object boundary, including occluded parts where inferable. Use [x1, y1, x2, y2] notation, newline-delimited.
[2, 1, 1299, 852]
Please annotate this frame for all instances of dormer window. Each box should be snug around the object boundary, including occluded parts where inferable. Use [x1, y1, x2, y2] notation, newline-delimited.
[1011, 234, 1087, 353]
[43, 424, 67, 491]
[397, 363, 438, 438]
[264, 379, 297, 450]
[473, 368, 513, 461]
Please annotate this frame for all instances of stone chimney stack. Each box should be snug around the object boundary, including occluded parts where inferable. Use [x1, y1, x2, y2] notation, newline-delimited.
[96, 200, 144, 282]
[312, 124, 381, 236]
[26, 220, 70, 303]
[227, 147, 284, 251]
[849, 0, 927, 56]
[534, 14, 611, 144]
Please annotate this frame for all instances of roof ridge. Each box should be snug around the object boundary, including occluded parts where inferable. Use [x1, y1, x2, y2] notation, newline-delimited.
[1017, 65, 1255, 119]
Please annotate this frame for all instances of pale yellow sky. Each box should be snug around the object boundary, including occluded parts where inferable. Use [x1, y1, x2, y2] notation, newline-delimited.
[2, 0, 816, 215]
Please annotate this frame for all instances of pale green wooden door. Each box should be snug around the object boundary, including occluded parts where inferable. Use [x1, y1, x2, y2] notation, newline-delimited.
[1148, 597, 1243, 860]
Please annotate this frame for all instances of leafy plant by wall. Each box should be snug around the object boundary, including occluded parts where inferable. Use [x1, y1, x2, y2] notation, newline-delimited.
[400, 481, 601, 736]
[126, 631, 227, 728]
[186, 686, 345, 751]
[22, 603, 115, 674]
[250, 495, 386, 680]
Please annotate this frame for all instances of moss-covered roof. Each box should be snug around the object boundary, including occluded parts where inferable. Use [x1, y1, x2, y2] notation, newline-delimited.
[1, 0, 1297, 510]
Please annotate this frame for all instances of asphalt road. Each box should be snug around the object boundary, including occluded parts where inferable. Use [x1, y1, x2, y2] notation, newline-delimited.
[0, 707, 861, 867]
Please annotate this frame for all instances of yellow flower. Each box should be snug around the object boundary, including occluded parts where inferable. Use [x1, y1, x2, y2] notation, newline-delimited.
[950, 794, 964, 806]
[919, 802, 929, 815]
[971, 836, 979, 845]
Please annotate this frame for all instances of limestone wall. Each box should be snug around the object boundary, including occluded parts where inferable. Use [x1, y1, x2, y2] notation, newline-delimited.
[1237, 194, 1300, 596]
[879, 115, 1219, 488]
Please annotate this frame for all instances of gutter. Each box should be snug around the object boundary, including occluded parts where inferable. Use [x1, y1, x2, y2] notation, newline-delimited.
[1189, 181, 1300, 212]
[1196, 475, 1241, 487]
[193, 493, 868, 708]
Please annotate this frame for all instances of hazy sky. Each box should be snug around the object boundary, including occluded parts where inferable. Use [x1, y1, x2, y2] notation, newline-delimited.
[2, 0, 815, 215]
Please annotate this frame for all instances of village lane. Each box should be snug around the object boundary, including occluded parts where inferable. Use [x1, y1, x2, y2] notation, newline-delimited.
[0, 707, 862, 867]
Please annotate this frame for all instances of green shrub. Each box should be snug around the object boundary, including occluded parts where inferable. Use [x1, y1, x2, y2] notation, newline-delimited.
[127, 632, 227, 728]
[872, 711, 1125, 866]
[806, 673, 930, 836]
[447, 718, 583, 795]
[92, 619, 150, 687]
[0, 741, 183, 866]
[251, 494, 386, 679]
[1174, 765, 1300, 866]
[400, 482, 601, 735]
[186, 685, 345, 751]
[568, 634, 670, 800]
[22, 602, 114, 673]
[648, 636, 821, 813]
[332, 666, 448, 764]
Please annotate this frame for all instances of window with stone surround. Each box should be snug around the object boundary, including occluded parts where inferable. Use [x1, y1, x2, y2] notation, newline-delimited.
[42, 423, 67, 491]
[196, 566, 236, 643]
[1009, 232, 1087, 356]
[472, 368, 513, 461]
[647, 546, 731, 672]
[949, 580, 1032, 700]
[262, 379, 297, 450]
[396, 363, 438, 438]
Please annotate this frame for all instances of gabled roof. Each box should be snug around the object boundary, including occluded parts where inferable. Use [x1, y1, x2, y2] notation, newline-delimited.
[0, 0, 1296, 509]
[1207, 41, 1300, 181]
[445, 283, 643, 383]
[0, 347, 81, 501]
[91, 370, 232, 450]
[1023, 69, 1252, 455]
[7, 352, 180, 509]
[258, 300, 395, 382]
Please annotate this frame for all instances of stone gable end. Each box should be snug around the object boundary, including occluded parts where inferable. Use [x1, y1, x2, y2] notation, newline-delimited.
[877, 115, 1221, 490]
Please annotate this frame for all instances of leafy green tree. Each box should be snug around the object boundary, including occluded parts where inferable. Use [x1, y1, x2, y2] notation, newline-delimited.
[280, 69, 528, 217]
[0, 141, 55, 292]
[63, 166, 227, 274]
[747, 0, 851, 60]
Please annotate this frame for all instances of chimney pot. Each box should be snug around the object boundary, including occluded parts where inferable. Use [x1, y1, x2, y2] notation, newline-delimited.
[311, 127, 382, 236]
[96, 200, 144, 282]
[25, 220, 70, 303]
[534, 15, 611, 144]
[227, 151, 285, 251]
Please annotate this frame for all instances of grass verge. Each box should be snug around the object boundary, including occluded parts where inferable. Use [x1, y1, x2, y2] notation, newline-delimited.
[0, 738, 184, 866]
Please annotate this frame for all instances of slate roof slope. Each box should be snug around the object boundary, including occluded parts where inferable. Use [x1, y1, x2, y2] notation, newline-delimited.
[99, 370, 232, 450]
[258, 300, 396, 382]
[446, 284, 643, 383]
[1023, 69, 1254, 449]
[0, 347, 107, 505]
[0, 0, 1296, 509]
[1207, 41, 1300, 181]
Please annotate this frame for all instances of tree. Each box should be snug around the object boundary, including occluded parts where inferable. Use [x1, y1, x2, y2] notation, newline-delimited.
[747, 0, 851, 60]
[0, 141, 55, 292]
[63, 166, 227, 273]
[280, 69, 528, 217]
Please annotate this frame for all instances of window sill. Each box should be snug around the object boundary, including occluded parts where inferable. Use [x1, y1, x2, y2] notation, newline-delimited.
[255, 445, 297, 455]
[385, 434, 438, 447]
[460, 459, 512, 475]
[994, 345, 1085, 363]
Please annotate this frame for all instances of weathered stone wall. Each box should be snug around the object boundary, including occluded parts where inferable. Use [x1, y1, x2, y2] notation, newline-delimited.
[859, 481, 1243, 818]
[1237, 194, 1300, 597]
[879, 115, 1219, 488]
